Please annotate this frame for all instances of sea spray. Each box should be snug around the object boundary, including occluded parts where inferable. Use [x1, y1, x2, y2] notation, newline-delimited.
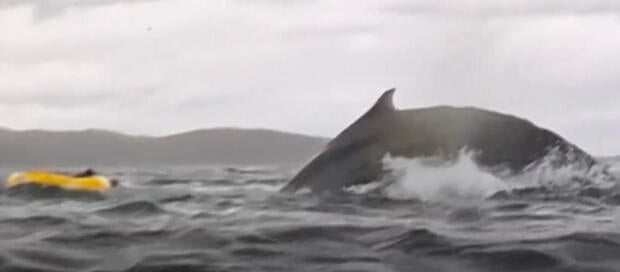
[362, 149, 617, 202]
[380, 150, 507, 201]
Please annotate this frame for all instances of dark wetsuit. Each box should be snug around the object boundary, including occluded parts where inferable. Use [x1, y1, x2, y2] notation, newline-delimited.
[73, 169, 119, 187]
[74, 169, 96, 178]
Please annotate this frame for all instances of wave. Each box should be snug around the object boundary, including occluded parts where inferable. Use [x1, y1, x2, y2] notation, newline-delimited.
[2, 165, 620, 272]
[95, 200, 167, 217]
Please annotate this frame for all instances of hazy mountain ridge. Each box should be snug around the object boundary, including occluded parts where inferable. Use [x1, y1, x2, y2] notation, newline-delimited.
[0, 128, 329, 166]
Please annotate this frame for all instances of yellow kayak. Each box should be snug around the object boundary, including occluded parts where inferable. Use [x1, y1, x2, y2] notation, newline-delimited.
[6, 171, 114, 192]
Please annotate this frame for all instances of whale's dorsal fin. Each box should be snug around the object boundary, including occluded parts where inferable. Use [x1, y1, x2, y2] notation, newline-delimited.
[367, 88, 396, 115]
[325, 88, 397, 150]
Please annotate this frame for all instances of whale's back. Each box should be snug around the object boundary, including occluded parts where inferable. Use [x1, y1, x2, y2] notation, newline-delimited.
[397, 106, 595, 172]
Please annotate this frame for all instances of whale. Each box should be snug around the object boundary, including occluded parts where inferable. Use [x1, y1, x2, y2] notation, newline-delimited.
[281, 88, 602, 193]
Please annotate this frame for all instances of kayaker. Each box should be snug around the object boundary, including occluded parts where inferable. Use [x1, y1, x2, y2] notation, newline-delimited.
[74, 168, 96, 178]
[73, 168, 119, 187]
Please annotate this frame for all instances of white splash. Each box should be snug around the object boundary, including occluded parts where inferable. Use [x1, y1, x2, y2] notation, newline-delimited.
[344, 180, 387, 195]
[372, 149, 616, 202]
[380, 150, 507, 201]
[510, 150, 617, 190]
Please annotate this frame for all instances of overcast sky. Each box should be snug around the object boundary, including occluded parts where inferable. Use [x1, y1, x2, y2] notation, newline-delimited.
[1, 0, 620, 155]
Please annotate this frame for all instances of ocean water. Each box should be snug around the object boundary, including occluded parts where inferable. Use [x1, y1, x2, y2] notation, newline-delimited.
[2, 156, 620, 272]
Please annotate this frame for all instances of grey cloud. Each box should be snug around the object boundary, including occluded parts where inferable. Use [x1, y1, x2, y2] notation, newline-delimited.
[386, 0, 620, 17]
[231, 0, 317, 6]
[281, 24, 384, 39]
[0, 0, 160, 21]
[0, 92, 116, 109]
[0, 88, 158, 109]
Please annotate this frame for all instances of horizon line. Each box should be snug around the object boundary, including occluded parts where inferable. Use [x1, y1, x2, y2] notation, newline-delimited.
[0, 125, 331, 139]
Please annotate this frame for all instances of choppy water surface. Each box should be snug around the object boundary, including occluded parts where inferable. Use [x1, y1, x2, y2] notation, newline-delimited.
[2, 158, 620, 272]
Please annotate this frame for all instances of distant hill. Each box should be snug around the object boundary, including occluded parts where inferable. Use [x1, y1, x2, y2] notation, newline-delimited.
[0, 128, 329, 166]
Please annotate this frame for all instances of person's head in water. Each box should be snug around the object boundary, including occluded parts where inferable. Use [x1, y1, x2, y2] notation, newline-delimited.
[110, 179, 119, 187]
